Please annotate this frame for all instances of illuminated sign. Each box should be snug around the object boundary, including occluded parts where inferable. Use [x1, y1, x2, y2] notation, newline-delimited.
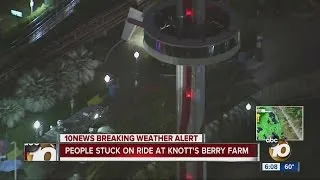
[10, 10, 23, 17]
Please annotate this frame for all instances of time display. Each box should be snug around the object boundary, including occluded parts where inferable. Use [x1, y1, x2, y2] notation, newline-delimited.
[261, 163, 280, 171]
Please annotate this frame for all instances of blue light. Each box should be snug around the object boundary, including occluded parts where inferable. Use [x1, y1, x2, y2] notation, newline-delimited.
[156, 41, 161, 51]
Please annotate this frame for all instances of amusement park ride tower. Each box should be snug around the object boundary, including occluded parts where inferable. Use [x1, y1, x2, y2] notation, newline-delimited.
[123, 0, 240, 179]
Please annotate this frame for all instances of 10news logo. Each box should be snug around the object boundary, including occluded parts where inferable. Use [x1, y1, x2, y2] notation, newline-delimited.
[24, 143, 57, 161]
[266, 137, 292, 162]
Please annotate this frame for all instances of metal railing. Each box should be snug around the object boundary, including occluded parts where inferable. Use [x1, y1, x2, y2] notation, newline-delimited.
[0, 0, 80, 57]
[251, 70, 320, 104]
[205, 69, 320, 142]
[0, 0, 152, 86]
[29, 0, 80, 43]
[38, 0, 133, 60]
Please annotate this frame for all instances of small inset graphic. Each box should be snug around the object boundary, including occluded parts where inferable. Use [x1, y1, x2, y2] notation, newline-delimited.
[24, 143, 57, 161]
[256, 106, 304, 141]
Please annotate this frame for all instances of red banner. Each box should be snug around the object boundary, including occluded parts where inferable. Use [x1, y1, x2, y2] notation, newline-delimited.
[59, 143, 259, 162]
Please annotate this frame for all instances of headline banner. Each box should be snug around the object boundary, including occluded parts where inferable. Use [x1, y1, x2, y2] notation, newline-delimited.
[59, 143, 260, 162]
[60, 134, 204, 143]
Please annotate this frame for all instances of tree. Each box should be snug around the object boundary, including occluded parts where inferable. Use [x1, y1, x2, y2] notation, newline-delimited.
[63, 46, 100, 86]
[0, 98, 25, 128]
[16, 69, 58, 113]
[54, 62, 80, 100]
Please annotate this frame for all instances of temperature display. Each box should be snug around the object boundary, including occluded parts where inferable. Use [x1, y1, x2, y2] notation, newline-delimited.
[280, 162, 300, 172]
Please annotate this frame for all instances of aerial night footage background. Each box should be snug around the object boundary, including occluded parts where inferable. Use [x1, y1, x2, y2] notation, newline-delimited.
[0, 0, 320, 179]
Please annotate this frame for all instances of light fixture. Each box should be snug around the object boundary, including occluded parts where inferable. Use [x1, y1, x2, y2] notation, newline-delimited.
[185, 9, 193, 17]
[30, 0, 34, 12]
[104, 75, 111, 83]
[185, 89, 192, 98]
[246, 103, 252, 110]
[134, 52, 139, 59]
[33, 120, 41, 129]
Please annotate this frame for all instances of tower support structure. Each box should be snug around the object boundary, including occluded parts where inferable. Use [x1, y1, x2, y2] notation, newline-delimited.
[142, 0, 241, 179]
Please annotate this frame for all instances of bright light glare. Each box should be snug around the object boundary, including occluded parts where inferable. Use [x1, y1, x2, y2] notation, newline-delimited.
[223, 114, 228, 119]
[246, 103, 252, 110]
[134, 52, 139, 59]
[186, 173, 193, 180]
[94, 113, 99, 119]
[185, 9, 193, 16]
[185, 90, 192, 98]
[104, 75, 111, 83]
[30, 0, 34, 7]
[33, 120, 41, 129]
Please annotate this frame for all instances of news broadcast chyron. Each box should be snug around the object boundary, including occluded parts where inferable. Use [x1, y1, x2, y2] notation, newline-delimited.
[57, 134, 260, 162]
[24, 143, 58, 161]
[58, 143, 260, 161]
[60, 134, 204, 143]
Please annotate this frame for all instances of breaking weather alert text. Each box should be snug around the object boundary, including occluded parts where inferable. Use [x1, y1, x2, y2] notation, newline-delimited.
[60, 134, 204, 143]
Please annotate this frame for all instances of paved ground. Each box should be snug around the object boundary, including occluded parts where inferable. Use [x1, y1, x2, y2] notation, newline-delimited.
[86, 26, 178, 179]
[46, 24, 177, 179]
[205, 11, 320, 179]
[250, 12, 320, 87]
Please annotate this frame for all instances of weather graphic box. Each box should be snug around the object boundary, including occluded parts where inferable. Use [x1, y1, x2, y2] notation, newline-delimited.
[256, 106, 304, 141]
[24, 143, 58, 161]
